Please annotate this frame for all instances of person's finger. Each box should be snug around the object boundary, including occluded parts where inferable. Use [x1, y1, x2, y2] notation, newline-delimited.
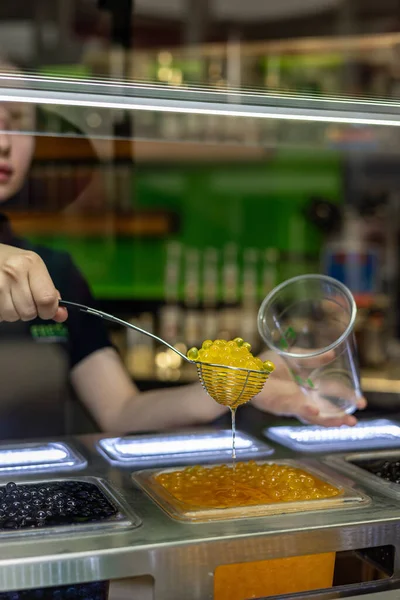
[10, 277, 37, 321]
[277, 394, 319, 418]
[330, 413, 357, 426]
[259, 348, 341, 380]
[298, 401, 320, 418]
[53, 307, 68, 323]
[254, 385, 320, 419]
[286, 348, 337, 369]
[27, 253, 59, 320]
[300, 413, 358, 427]
[53, 291, 68, 323]
[311, 381, 366, 413]
[356, 396, 367, 410]
[0, 273, 19, 322]
[0, 292, 19, 322]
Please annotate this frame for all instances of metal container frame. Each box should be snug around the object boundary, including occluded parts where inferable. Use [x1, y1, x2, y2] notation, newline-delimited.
[324, 449, 400, 502]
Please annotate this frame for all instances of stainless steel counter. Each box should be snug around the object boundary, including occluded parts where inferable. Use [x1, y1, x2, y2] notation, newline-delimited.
[360, 594, 400, 600]
[280, 588, 400, 600]
[0, 433, 398, 599]
[357, 593, 400, 600]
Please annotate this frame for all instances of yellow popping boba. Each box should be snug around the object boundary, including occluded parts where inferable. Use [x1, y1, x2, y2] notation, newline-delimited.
[187, 338, 275, 409]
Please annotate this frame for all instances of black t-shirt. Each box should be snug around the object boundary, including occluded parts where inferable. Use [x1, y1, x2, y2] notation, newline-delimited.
[0, 216, 112, 369]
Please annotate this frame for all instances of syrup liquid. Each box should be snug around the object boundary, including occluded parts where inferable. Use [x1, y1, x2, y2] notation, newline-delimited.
[155, 462, 341, 508]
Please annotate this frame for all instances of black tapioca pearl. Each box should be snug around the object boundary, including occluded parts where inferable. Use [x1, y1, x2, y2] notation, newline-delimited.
[3, 520, 18, 529]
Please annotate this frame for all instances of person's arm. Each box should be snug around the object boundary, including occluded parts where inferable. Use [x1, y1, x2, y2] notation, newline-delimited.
[0, 243, 366, 432]
[71, 347, 227, 432]
[0, 244, 226, 431]
[71, 345, 367, 433]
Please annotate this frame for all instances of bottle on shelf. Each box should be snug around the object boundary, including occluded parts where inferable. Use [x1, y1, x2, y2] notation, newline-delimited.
[323, 206, 381, 307]
[159, 241, 182, 342]
[157, 241, 185, 382]
[241, 247, 260, 353]
[261, 248, 279, 301]
[358, 312, 387, 369]
[202, 247, 219, 341]
[218, 243, 240, 340]
[125, 312, 155, 380]
[182, 247, 202, 381]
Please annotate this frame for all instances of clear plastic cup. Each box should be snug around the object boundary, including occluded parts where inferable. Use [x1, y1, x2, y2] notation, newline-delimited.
[258, 274, 363, 418]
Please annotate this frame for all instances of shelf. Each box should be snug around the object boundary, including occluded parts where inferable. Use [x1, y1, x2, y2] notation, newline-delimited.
[133, 31, 400, 61]
[34, 137, 132, 162]
[33, 137, 270, 163]
[133, 140, 271, 162]
[6, 211, 177, 237]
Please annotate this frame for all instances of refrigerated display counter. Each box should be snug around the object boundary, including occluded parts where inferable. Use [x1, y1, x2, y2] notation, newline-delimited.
[0, 432, 397, 599]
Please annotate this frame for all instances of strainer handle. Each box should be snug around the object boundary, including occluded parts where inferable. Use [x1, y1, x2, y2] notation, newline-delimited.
[59, 300, 191, 363]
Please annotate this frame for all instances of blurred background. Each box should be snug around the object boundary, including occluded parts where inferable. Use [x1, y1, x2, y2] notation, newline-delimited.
[2, 0, 400, 434]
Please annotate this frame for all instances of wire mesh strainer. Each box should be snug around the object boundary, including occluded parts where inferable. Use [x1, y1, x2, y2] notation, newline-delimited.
[195, 362, 269, 409]
[60, 300, 270, 408]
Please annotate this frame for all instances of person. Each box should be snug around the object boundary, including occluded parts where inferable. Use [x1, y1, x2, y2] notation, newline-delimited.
[0, 98, 366, 433]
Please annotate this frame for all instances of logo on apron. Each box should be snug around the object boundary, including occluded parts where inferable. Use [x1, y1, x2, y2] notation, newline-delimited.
[30, 323, 69, 343]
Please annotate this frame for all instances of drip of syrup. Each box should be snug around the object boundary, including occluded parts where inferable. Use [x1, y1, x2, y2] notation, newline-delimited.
[230, 407, 237, 497]
[230, 407, 237, 463]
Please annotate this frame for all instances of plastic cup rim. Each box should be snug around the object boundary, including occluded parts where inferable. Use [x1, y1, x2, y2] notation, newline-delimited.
[257, 274, 357, 359]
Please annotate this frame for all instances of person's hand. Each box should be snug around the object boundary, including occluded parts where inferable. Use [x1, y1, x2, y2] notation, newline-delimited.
[0, 244, 67, 323]
[252, 350, 367, 427]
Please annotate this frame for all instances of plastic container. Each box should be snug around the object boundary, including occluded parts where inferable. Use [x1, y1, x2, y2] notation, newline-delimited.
[98, 429, 273, 467]
[132, 459, 369, 523]
[0, 477, 140, 538]
[258, 274, 362, 419]
[265, 419, 400, 453]
[0, 442, 87, 473]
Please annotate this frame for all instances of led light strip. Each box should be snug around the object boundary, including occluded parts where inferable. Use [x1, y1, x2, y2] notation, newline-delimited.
[0, 442, 87, 472]
[1, 76, 400, 127]
[288, 425, 400, 442]
[265, 419, 400, 452]
[114, 434, 253, 457]
[0, 448, 67, 465]
[99, 430, 273, 464]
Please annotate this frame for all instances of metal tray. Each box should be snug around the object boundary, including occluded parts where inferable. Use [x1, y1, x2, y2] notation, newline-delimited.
[0, 476, 140, 538]
[132, 459, 370, 523]
[325, 449, 400, 501]
[265, 419, 400, 453]
[98, 428, 273, 467]
[0, 441, 87, 473]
